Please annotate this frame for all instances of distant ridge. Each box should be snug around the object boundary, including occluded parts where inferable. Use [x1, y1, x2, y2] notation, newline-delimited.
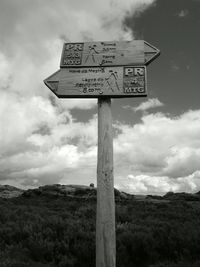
[1, 184, 200, 201]
[22, 184, 132, 201]
[0, 185, 24, 198]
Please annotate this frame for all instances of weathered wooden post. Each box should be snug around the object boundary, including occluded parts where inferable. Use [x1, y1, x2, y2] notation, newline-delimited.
[44, 40, 160, 267]
[96, 97, 115, 267]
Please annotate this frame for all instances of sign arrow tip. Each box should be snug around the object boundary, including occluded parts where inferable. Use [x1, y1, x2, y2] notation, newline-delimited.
[44, 70, 61, 96]
[44, 80, 59, 92]
[144, 41, 160, 65]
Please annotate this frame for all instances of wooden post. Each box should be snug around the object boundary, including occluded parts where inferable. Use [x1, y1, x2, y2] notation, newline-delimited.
[96, 97, 116, 267]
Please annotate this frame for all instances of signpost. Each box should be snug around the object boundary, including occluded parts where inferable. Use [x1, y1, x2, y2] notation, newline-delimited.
[60, 40, 159, 67]
[44, 40, 160, 267]
[44, 66, 147, 98]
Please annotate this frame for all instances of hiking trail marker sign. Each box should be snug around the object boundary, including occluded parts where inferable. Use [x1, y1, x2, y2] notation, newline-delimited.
[60, 40, 159, 67]
[44, 66, 147, 98]
[44, 40, 160, 98]
[44, 40, 160, 267]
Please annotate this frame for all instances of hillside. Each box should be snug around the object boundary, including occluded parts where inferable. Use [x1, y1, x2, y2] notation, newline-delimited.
[1, 185, 200, 266]
[0, 185, 24, 198]
[0, 184, 132, 201]
[1, 183, 200, 202]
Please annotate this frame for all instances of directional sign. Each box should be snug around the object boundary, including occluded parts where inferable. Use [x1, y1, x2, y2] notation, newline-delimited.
[60, 40, 160, 68]
[44, 40, 160, 266]
[44, 66, 147, 98]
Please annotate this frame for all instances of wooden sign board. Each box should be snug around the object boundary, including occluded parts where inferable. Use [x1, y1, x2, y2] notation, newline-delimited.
[60, 41, 160, 68]
[44, 66, 147, 98]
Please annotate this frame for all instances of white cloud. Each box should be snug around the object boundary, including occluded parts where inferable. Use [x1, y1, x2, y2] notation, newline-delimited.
[113, 109, 200, 193]
[133, 98, 164, 112]
[123, 98, 164, 112]
[0, 112, 98, 187]
[1, 107, 200, 193]
[0, 0, 156, 56]
[177, 9, 189, 18]
[116, 171, 200, 195]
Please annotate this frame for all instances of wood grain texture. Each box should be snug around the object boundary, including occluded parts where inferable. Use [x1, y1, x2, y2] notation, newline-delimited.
[96, 98, 116, 267]
[44, 66, 147, 98]
[60, 41, 160, 67]
[60, 41, 144, 67]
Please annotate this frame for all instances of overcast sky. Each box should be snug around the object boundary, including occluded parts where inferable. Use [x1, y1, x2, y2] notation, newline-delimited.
[0, 0, 200, 195]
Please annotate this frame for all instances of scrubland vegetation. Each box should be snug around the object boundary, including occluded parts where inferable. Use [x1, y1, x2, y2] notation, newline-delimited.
[1, 189, 200, 266]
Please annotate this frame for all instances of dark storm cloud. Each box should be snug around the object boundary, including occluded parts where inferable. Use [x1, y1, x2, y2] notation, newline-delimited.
[123, 0, 200, 112]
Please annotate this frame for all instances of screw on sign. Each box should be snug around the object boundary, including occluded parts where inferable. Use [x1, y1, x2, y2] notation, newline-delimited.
[44, 40, 160, 267]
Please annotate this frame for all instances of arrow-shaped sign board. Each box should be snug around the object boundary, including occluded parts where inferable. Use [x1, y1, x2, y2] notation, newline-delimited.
[44, 66, 147, 98]
[60, 40, 160, 68]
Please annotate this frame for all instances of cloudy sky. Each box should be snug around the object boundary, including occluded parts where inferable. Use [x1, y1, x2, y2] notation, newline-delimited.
[0, 0, 200, 195]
